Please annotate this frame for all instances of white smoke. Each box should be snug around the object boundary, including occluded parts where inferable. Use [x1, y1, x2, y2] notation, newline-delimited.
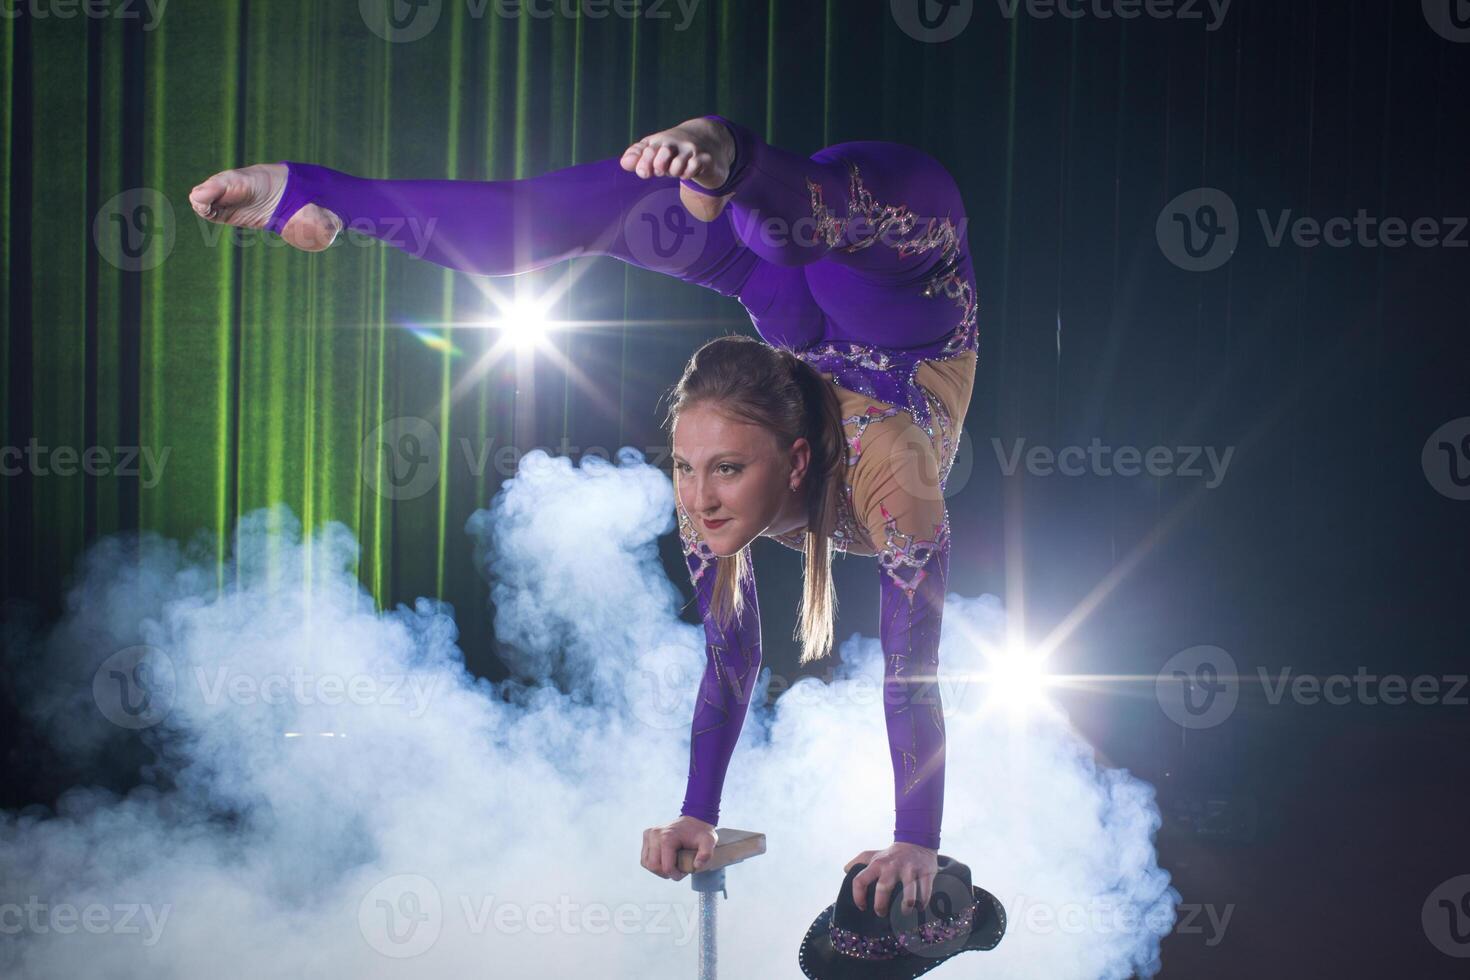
[0, 448, 1178, 978]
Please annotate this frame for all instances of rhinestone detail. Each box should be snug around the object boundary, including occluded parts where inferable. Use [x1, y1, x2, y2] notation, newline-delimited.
[877, 504, 951, 602]
[804, 159, 978, 354]
[827, 902, 977, 961]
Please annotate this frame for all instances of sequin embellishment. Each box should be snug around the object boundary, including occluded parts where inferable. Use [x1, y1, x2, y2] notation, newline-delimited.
[676, 503, 718, 586]
[844, 404, 905, 464]
[805, 159, 978, 354]
[827, 902, 977, 961]
[876, 504, 951, 601]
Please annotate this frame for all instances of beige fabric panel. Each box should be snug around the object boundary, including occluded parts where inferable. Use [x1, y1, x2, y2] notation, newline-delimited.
[832, 351, 977, 556]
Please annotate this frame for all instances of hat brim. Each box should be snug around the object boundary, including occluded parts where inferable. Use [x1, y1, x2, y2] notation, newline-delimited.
[797, 886, 1006, 980]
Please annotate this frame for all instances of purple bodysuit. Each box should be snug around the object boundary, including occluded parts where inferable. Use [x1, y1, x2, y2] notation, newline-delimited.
[266, 115, 976, 850]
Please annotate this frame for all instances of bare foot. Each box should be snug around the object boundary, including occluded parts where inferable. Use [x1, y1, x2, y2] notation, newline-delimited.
[189, 163, 342, 252]
[620, 117, 737, 223]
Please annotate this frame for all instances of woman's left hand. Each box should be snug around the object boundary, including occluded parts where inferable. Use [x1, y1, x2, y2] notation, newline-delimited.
[845, 843, 940, 917]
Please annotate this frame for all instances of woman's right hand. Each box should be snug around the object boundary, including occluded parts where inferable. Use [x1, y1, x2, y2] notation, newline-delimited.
[641, 816, 717, 881]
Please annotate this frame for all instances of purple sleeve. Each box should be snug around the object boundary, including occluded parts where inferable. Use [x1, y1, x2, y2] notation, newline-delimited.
[675, 504, 763, 827]
[878, 510, 950, 850]
[264, 156, 761, 297]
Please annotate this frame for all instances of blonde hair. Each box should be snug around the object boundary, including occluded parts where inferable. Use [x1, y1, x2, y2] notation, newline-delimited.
[663, 335, 848, 665]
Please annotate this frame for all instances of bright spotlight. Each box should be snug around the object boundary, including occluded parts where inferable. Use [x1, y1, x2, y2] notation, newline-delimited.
[496, 297, 553, 349]
[985, 641, 1052, 712]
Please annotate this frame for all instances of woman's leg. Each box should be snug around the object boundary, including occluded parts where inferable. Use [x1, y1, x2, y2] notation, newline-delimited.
[259, 157, 767, 298]
[697, 116, 970, 286]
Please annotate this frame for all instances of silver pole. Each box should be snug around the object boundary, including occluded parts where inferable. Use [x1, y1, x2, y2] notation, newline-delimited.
[691, 867, 726, 980]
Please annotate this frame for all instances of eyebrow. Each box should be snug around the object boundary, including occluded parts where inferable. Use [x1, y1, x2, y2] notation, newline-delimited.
[670, 452, 745, 465]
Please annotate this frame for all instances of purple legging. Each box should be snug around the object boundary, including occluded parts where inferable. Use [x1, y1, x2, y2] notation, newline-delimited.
[267, 116, 967, 849]
[267, 115, 973, 360]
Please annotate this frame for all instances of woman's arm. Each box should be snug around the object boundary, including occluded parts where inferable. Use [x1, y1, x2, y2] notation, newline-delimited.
[675, 502, 764, 826]
[853, 417, 952, 851]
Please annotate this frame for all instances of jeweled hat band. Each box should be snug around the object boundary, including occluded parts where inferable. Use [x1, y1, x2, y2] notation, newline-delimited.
[827, 902, 976, 961]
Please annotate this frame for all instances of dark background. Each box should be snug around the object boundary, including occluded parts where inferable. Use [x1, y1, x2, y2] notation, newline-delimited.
[4, 0, 1469, 975]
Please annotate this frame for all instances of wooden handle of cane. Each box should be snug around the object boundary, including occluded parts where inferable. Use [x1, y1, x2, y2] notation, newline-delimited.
[676, 828, 767, 874]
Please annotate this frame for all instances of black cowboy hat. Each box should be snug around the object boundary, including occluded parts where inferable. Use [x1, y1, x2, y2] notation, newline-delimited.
[798, 854, 1005, 979]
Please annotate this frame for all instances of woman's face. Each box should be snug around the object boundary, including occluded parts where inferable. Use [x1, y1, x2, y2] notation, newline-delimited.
[672, 403, 804, 557]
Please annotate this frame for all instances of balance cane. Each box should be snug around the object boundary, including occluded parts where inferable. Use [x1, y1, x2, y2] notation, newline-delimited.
[675, 828, 766, 980]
